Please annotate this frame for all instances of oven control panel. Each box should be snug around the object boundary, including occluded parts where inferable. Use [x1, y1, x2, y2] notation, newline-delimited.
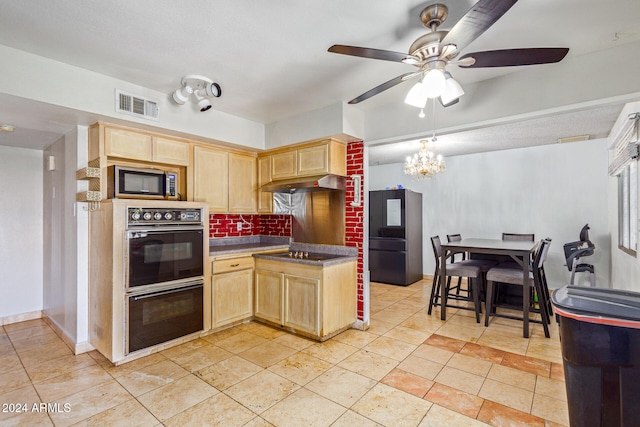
[127, 207, 202, 226]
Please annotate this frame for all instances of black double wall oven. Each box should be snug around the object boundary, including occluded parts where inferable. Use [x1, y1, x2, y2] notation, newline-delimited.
[125, 206, 204, 354]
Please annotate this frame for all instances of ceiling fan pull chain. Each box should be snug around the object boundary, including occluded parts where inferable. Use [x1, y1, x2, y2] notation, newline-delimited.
[432, 99, 437, 142]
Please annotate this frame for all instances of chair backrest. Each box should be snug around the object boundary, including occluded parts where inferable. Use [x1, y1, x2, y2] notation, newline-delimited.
[446, 234, 465, 261]
[535, 238, 552, 269]
[579, 224, 590, 242]
[430, 236, 442, 262]
[447, 234, 462, 243]
[502, 232, 535, 242]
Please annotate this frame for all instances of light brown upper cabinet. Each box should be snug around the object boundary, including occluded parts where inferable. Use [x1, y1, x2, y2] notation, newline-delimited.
[193, 146, 257, 214]
[102, 126, 190, 166]
[269, 139, 347, 181]
[257, 155, 273, 213]
[228, 153, 257, 213]
[152, 136, 190, 166]
[104, 127, 153, 161]
[193, 146, 228, 212]
[271, 151, 297, 180]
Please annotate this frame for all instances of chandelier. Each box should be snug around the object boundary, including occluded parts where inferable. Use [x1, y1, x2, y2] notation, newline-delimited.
[404, 138, 445, 179]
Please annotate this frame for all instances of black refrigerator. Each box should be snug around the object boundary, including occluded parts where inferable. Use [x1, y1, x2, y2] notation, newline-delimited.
[369, 189, 423, 286]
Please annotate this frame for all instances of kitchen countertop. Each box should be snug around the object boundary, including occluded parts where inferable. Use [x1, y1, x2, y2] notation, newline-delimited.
[253, 242, 358, 266]
[209, 236, 291, 256]
[209, 236, 358, 266]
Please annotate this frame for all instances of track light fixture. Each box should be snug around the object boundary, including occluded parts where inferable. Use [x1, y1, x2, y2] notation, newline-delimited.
[172, 75, 221, 112]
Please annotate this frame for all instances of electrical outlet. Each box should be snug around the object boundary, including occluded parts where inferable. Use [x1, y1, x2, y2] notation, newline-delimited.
[236, 222, 242, 231]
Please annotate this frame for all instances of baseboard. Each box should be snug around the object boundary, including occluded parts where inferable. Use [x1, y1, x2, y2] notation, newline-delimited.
[1, 310, 42, 326]
[423, 274, 434, 281]
[42, 314, 94, 355]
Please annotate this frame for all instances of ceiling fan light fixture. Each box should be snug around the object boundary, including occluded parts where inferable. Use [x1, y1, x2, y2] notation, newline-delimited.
[404, 81, 429, 108]
[422, 69, 446, 98]
[440, 72, 465, 106]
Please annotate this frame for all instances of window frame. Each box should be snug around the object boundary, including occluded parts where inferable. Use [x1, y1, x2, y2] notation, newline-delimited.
[618, 160, 637, 256]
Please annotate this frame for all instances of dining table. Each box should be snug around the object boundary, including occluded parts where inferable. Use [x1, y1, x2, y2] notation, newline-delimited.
[439, 238, 539, 321]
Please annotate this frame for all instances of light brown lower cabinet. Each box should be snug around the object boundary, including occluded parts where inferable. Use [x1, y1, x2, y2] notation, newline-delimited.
[254, 259, 356, 340]
[212, 257, 254, 329]
[254, 269, 283, 325]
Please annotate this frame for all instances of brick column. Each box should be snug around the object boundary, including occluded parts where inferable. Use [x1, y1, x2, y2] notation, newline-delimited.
[345, 141, 365, 321]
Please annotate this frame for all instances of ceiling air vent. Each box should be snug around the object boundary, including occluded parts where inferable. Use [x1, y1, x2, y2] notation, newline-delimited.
[115, 90, 159, 121]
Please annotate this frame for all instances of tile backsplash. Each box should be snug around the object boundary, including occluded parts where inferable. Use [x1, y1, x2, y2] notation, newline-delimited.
[209, 214, 292, 238]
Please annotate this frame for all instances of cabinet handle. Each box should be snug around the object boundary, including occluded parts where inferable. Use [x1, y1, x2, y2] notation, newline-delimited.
[230, 263, 240, 267]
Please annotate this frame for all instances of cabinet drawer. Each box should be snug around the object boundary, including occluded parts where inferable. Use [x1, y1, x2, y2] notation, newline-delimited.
[212, 257, 254, 274]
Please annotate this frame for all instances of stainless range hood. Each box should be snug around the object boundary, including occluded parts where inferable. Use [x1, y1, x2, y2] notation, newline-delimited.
[261, 174, 346, 193]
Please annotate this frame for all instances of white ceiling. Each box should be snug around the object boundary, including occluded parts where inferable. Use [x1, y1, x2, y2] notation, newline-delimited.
[0, 0, 639, 160]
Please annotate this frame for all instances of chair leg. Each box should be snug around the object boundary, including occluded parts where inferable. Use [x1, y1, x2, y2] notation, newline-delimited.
[428, 266, 440, 315]
[484, 280, 494, 327]
[471, 278, 480, 323]
[456, 276, 462, 295]
[523, 282, 530, 339]
[534, 280, 550, 338]
[540, 272, 552, 324]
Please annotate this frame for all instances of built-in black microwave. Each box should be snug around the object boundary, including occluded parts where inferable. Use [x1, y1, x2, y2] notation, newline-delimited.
[107, 165, 178, 200]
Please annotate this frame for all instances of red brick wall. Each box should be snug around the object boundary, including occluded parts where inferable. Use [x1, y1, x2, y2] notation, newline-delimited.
[345, 141, 365, 321]
[258, 214, 292, 236]
[209, 214, 292, 238]
[209, 214, 260, 238]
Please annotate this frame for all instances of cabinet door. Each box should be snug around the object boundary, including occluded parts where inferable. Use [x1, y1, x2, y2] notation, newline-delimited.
[228, 153, 257, 213]
[284, 274, 320, 335]
[153, 137, 190, 166]
[257, 155, 273, 213]
[271, 151, 297, 180]
[212, 269, 253, 328]
[104, 127, 152, 161]
[254, 269, 283, 324]
[297, 144, 329, 177]
[193, 146, 228, 212]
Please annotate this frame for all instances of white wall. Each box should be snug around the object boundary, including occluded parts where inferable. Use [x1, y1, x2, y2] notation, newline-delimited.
[42, 127, 89, 344]
[0, 146, 43, 320]
[368, 139, 610, 289]
[0, 45, 264, 150]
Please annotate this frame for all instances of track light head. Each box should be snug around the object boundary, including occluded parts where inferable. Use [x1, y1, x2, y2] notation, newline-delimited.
[172, 86, 193, 105]
[194, 92, 212, 112]
[204, 82, 221, 98]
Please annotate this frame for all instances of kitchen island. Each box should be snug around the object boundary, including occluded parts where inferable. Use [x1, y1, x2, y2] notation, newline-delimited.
[209, 237, 357, 340]
[254, 244, 357, 341]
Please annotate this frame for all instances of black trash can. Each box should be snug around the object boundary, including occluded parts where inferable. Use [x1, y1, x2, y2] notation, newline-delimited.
[551, 285, 640, 427]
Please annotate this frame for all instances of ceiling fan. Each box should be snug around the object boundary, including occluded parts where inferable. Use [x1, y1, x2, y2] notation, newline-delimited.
[328, 0, 569, 107]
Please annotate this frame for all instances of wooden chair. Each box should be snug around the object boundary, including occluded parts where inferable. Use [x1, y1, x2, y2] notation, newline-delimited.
[446, 233, 496, 300]
[502, 232, 535, 241]
[484, 239, 552, 338]
[428, 236, 483, 322]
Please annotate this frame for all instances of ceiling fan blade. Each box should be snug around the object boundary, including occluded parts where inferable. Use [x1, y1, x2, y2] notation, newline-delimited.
[458, 48, 569, 68]
[439, 0, 518, 53]
[329, 44, 419, 64]
[348, 72, 419, 104]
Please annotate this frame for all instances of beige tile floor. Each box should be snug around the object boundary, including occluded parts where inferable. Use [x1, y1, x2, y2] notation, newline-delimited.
[0, 279, 569, 426]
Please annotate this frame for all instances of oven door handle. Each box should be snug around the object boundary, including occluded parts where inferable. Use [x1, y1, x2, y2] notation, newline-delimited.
[131, 284, 203, 301]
